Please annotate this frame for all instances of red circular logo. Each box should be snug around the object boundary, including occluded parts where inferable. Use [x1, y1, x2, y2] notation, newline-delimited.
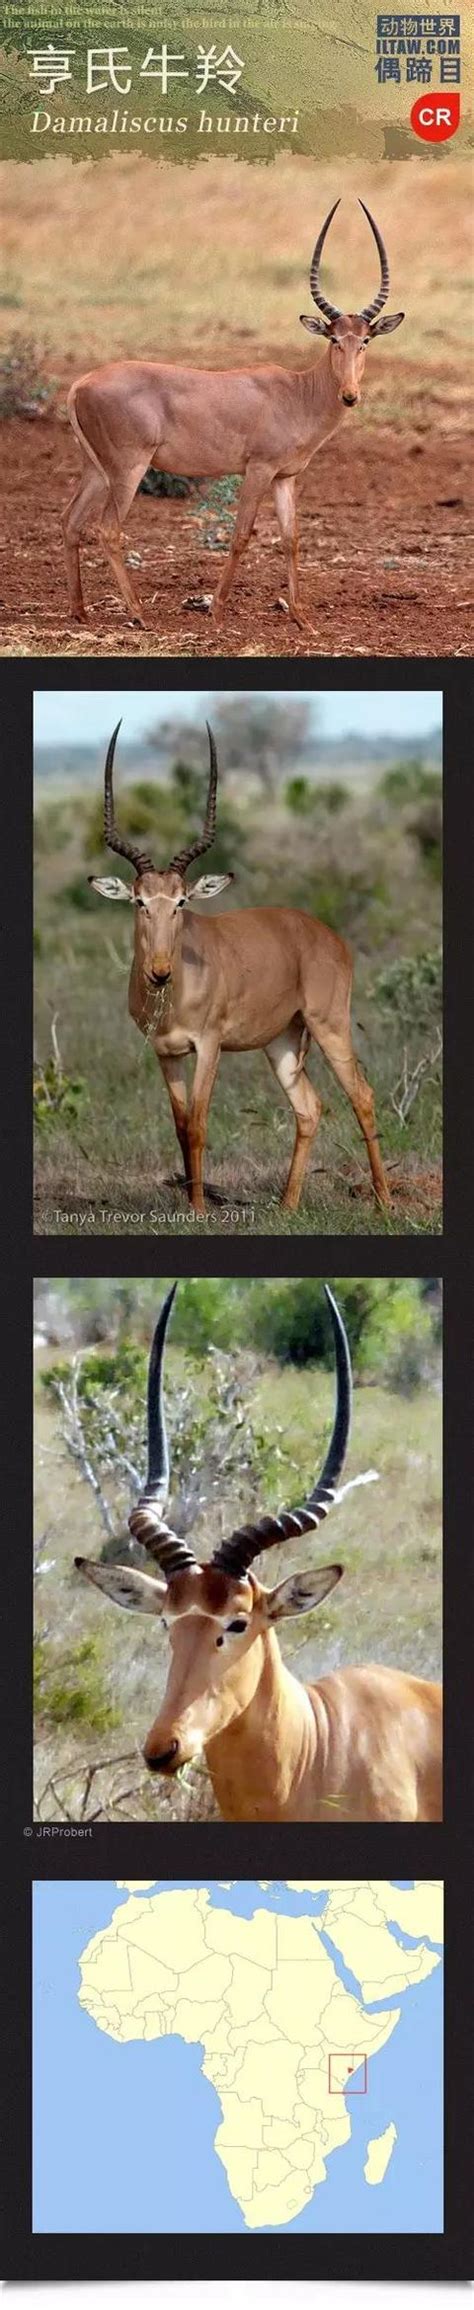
[410, 92, 460, 142]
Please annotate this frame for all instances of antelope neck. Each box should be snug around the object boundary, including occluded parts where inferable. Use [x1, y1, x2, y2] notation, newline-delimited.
[292, 356, 346, 453]
[204, 1626, 317, 1823]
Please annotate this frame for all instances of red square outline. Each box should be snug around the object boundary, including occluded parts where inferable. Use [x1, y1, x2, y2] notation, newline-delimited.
[328, 2052, 368, 2095]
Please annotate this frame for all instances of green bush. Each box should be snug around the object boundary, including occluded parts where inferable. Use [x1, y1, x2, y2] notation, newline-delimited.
[195, 474, 240, 548]
[285, 777, 348, 818]
[243, 1277, 430, 1378]
[58, 877, 98, 912]
[285, 776, 313, 815]
[34, 1060, 88, 1131]
[85, 786, 159, 857]
[379, 760, 441, 804]
[0, 334, 55, 419]
[318, 782, 348, 815]
[42, 1339, 146, 1408]
[34, 1633, 121, 1732]
[83, 763, 244, 877]
[38, 1279, 438, 1385]
[370, 947, 442, 1031]
[138, 469, 195, 498]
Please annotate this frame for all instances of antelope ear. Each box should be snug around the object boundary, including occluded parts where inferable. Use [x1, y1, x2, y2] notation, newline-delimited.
[300, 314, 331, 338]
[188, 873, 234, 901]
[88, 875, 134, 902]
[74, 1558, 166, 1614]
[265, 1564, 343, 1622]
[369, 311, 405, 337]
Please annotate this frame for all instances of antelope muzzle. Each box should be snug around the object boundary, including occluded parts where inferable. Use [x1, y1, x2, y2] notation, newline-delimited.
[149, 963, 172, 987]
[144, 1736, 181, 1775]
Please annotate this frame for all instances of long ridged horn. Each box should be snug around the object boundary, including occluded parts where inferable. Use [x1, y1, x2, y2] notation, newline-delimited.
[357, 200, 390, 322]
[103, 720, 156, 876]
[212, 1287, 352, 1578]
[129, 1285, 197, 1578]
[309, 199, 343, 322]
[168, 723, 219, 877]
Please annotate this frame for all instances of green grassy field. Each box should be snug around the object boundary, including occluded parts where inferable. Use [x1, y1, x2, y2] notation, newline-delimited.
[34, 741, 442, 1236]
[34, 1288, 442, 1823]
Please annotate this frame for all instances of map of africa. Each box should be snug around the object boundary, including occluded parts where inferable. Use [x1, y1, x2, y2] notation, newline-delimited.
[33, 1880, 443, 2233]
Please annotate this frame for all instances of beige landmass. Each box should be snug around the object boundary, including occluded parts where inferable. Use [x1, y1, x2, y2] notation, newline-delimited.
[78, 1883, 441, 2230]
[262, 1882, 443, 1998]
[364, 2120, 398, 2187]
[116, 1881, 157, 1893]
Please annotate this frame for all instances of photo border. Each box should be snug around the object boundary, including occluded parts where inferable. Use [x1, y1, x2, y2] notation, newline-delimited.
[1, 653, 473, 2279]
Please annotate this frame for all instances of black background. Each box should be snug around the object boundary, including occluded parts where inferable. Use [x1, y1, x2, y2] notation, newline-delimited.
[0, 654, 473, 2280]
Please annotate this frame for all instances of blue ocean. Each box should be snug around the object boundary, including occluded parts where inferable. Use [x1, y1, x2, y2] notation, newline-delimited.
[33, 1879, 443, 2234]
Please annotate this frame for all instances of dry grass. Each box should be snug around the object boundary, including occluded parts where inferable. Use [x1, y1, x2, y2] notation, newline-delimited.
[1, 154, 470, 660]
[0, 153, 471, 411]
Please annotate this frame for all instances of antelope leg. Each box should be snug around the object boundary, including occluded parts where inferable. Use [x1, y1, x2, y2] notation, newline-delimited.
[187, 1037, 221, 1216]
[273, 475, 318, 636]
[158, 1055, 191, 1197]
[265, 1026, 322, 1212]
[213, 461, 274, 614]
[307, 1015, 390, 1206]
[98, 456, 153, 624]
[62, 465, 108, 622]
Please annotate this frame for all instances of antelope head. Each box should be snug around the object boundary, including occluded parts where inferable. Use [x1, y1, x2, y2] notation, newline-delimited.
[300, 199, 405, 406]
[75, 1284, 366, 1777]
[89, 720, 233, 991]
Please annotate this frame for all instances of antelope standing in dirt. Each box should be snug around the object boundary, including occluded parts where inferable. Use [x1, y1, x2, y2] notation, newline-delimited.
[64, 200, 404, 633]
[89, 721, 389, 1216]
[75, 1285, 442, 1823]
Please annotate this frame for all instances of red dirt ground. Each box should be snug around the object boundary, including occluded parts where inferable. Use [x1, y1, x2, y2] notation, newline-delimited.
[1, 388, 472, 657]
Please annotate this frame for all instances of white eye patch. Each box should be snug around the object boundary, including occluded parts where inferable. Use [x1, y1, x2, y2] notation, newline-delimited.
[136, 891, 185, 911]
[216, 1616, 248, 1648]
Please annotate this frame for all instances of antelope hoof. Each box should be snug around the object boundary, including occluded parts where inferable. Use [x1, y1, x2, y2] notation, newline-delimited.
[292, 606, 318, 640]
[210, 592, 231, 627]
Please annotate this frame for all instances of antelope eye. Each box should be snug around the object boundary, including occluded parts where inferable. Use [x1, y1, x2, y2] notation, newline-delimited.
[227, 1617, 248, 1635]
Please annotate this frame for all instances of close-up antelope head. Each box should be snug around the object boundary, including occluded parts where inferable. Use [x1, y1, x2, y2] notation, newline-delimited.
[89, 719, 232, 998]
[75, 1286, 442, 1823]
[300, 197, 405, 405]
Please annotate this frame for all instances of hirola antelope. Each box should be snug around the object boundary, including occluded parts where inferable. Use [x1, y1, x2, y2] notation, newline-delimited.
[89, 721, 389, 1216]
[75, 1285, 442, 1823]
[64, 199, 404, 631]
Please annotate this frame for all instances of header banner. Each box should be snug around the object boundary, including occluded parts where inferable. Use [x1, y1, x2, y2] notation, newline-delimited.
[0, 3, 471, 158]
